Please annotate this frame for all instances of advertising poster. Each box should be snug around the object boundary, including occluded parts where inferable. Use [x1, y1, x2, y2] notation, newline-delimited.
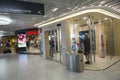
[17, 34, 26, 48]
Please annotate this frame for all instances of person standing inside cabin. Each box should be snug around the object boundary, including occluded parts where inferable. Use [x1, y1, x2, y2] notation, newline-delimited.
[84, 33, 90, 64]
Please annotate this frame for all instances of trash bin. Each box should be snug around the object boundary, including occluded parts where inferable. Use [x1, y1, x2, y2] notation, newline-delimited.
[66, 52, 84, 72]
[66, 52, 70, 69]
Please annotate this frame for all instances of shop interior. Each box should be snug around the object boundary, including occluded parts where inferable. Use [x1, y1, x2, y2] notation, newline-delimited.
[26, 34, 40, 54]
[16, 29, 41, 54]
[0, 36, 17, 53]
[44, 28, 62, 62]
[67, 12, 120, 70]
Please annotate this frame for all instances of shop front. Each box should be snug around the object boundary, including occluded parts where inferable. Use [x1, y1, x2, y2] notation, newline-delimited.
[0, 36, 17, 53]
[65, 12, 120, 70]
[41, 22, 69, 64]
[15, 28, 42, 55]
[39, 9, 120, 70]
[26, 29, 40, 54]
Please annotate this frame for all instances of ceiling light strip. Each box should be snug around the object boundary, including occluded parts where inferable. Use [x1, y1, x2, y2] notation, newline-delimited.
[37, 8, 120, 28]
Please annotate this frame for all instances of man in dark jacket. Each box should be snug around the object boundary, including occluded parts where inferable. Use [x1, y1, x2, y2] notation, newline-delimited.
[84, 33, 90, 64]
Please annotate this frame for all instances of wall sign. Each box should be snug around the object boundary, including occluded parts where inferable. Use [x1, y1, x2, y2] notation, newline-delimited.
[26, 30, 39, 35]
[0, 0, 44, 15]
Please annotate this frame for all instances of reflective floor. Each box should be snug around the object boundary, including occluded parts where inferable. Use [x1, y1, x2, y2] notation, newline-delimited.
[52, 52, 61, 62]
[0, 54, 120, 80]
[84, 55, 120, 70]
[10, 47, 40, 54]
[50, 52, 120, 70]
[26, 47, 40, 54]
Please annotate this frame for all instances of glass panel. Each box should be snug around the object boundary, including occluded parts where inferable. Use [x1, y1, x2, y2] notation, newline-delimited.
[68, 14, 120, 70]
[48, 29, 62, 62]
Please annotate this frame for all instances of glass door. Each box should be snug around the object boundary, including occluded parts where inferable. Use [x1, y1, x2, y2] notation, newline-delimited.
[48, 29, 62, 62]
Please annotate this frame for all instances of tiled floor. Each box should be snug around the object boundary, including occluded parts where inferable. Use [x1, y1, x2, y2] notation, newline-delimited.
[0, 54, 120, 80]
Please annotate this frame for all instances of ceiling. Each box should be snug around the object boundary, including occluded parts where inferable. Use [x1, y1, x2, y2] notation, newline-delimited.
[68, 12, 109, 25]
[0, 0, 120, 36]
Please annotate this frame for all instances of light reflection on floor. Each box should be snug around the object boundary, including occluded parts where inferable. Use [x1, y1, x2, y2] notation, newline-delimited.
[1, 52, 119, 71]
[84, 55, 120, 70]
[26, 47, 40, 54]
[50, 53, 120, 70]
[18, 54, 28, 64]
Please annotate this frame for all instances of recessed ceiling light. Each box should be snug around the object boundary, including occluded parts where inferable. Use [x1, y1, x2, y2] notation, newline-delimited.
[0, 15, 12, 25]
[104, 4, 108, 7]
[0, 30, 5, 37]
[104, 17, 109, 20]
[83, 17, 87, 20]
[52, 8, 58, 12]
[100, 1, 106, 4]
[82, 6, 86, 8]
[0, 20, 10, 25]
[74, 6, 79, 9]
[51, 18, 54, 19]
[111, 7, 114, 9]
[0, 34, 4, 37]
[68, 7, 71, 9]
[0, 30, 6, 33]
[108, 6, 111, 8]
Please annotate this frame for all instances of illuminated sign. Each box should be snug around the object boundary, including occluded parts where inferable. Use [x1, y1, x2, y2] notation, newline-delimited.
[17, 34, 26, 47]
[26, 30, 39, 35]
[0, 0, 44, 15]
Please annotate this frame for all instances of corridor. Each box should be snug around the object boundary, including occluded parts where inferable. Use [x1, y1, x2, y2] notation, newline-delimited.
[0, 54, 120, 80]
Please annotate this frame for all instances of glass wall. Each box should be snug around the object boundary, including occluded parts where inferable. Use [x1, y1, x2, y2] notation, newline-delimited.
[44, 28, 62, 62]
[66, 12, 120, 70]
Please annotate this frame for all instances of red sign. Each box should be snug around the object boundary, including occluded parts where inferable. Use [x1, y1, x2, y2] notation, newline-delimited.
[26, 30, 39, 35]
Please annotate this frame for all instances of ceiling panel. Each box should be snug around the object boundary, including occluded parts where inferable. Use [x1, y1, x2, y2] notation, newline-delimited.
[0, 0, 120, 36]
